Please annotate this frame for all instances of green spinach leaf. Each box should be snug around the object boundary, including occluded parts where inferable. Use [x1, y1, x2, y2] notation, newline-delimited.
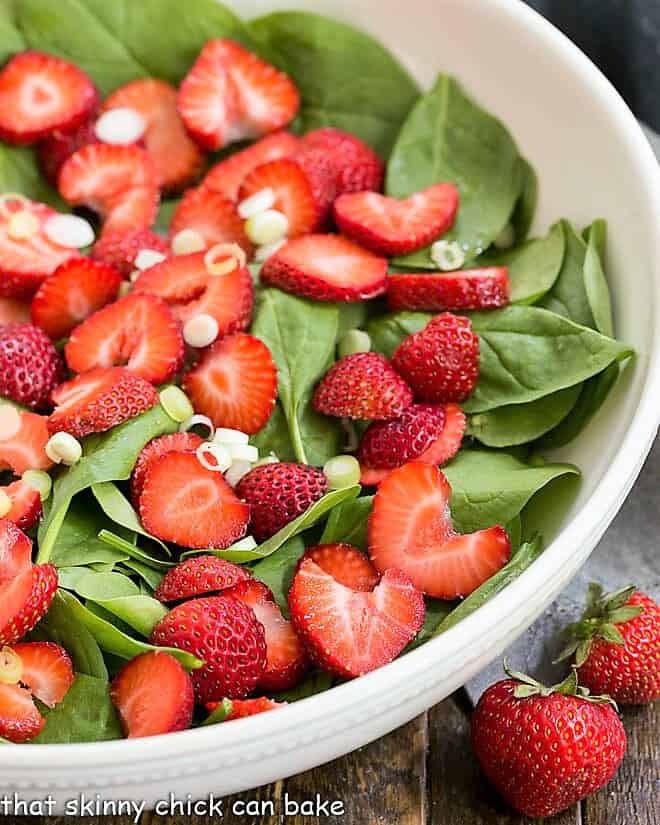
[367, 310, 432, 359]
[540, 221, 593, 327]
[88, 595, 168, 637]
[97, 530, 175, 571]
[0, 144, 65, 207]
[509, 157, 538, 244]
[582, 219, 613, 337]
[320, 495, 374, 549]
[274, 670, 333, 702]
[119, 558, 164, 591]
[48, 494, 131, 569]
[251, 535, 305, 613]
[91, 481, 170, 553]
[406, 598, 454, 650]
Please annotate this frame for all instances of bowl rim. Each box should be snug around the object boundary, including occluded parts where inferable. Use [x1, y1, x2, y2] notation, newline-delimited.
[4, 0, 659, 767]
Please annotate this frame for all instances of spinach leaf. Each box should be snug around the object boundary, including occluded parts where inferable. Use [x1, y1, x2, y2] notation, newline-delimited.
[433, 536, 543, 636]
[91, 481, 170, 553]
[0, 3, 25, 64]
[37, 405, 178, 563]
[88, 595, 168, 637]
[250, 403, 296, 462]
[73, 570, 140, 600]
[509, 157, 538, 244]
[274, 670, 333, 702]
[250, 12, 419, 158]
[540, 221, 594, 328]
[505, 515, 522, 554]
[367, 311, 432, 359]
[97, 530, 175, 571]
[320, 495, 374, 549]
[251, 535, 305, 613]
[30, 674, 122, 743]
[252, 288, 340, 464]
[406, 598, 454, 651]
[583, 219, 614, 337]
[388, 74, 522, 264]
[443, 450, 579, 533]
[120, 558, 164, 591]
[57, 566, 95, 591]
[0, 144, 65, 208]
[48, 494, 131, 569]
[155, 199, 180, 233]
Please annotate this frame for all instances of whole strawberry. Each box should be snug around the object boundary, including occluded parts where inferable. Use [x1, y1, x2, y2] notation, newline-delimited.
[471, 666, 626, 818]
[557, 583, 660, 704]
[236, 462, 328, 542]
[0, 324, 64, 409]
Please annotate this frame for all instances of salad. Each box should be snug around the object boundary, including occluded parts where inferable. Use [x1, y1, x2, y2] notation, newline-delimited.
[0, 2, 632, 744]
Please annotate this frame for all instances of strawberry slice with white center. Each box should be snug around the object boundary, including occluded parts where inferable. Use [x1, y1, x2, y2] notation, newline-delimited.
[102, 78, 205, 193]
[0, 407, 52, 474]
[261, 234, 388, 302]
[133, 250, 253, 335]
[301, 543, 380, 592]
[58, 143, 159, 236]
[0, 519, 33, 583]
[334, 184, 460, 256]
[111, 651, 194, 738]
[387, 268, 510, 312]
[0, 51, 97, 145]
[48, 367, 159, 439]
[131, 432, 205, 507]
[368, 463, 511, 599]
[289, 558, 425, 679]
[31, 258, 122, 340]
[0, 198, 79, 300]
[3, 480, 42, 531]
[139, 451, 250, 549]
[0, 562, 58, 645]
[65, 293, 184, 384]
[178, 39, 299, 151]
[12, 642, 74, 708]
[169, 188, 253, 255]
[228, 579, 309, 692]
[202, 131, 299, 201]
[0, 683, 44, 743]
[183, 333, 277, 434]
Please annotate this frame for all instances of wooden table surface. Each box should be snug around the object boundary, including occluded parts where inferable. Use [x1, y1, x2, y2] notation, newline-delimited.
[20, 688, 657, 825]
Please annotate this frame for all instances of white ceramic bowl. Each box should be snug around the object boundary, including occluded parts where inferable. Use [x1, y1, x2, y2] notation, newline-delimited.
[4, 0, 659, 810]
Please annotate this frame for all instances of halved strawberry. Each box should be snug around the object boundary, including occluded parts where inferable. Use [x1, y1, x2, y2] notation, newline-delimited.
[261, 234, 388, 302]
[38, 117, 98, 187]
[202, 132, 300, 201]
[358, 403, 466, 486]
[0, 51, 97, 145]
[0, 298, 31, 326]
[91, 229, 170, 278]
[65, 293, 184, 384]
[139, 451, 250, 549]
[387, 268, 510, 312]
[0, 198, 79, 299]
[31, 258, 122, 340]
[301, 543, 379, 592]
[238, 152, 335, 237]
[48, 367, 158, 438]
[110, 651, 194, 738]
[368, 463, 511, 599]
[155, 555, 250, 603]
[0, 683, 44, 743]
[12, 642, 74, 707]
[206, 697, 285, 721]
[0, 407, 52, 474]
[334, 184, 459, 256]
[3, 480, 42, 531]
[133, 250, 253, 334]
[178, 39, 299, 151]
[313, 352, 413, 421]
[103, 79, 205, 193]
[0, 563, 58, 645]
[58, 143, 159, 236]
[289, 558, 424, 678]
[0, 519, 33, 583]
[183, 333, 277, 434]
[300, 128, 384, 196]
[131, 432, 204, 506]
[228, 579, 308, 692]
[169, 187, 252, 254]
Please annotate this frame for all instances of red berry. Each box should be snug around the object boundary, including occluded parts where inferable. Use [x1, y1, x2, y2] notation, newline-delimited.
[38, 116, 99, 186]
[169, 187, 253, 255]
[155, 555, 251, 603]
[300, 128, 384, 196]
[0, 519, 33, 583]
[0, 408, 53, 475]
[12, 641, 74, 707]
[91, 229, 169, 278]
[206, 696, 285, 721]
[387, 267, 510, 312]
[301, 543, 379, 592]
[130, 432, 204, 507]
[3, 480, 42, 531]
[0, 323, 63, 409]
[0, 683, 44, 743]
[0, 562, 58, 645]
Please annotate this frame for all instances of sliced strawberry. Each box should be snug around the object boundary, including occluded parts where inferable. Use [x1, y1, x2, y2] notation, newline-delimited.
[313, 352, 413, 421]
[110, 651, 194, 738]
[103, 79, 205, 193]
[0, 198, 79, 299]
[3, 480, 42, 531]
[289, 559, 424, 679]
[228, 579, 308, 692]
[359, 403, 466, 486]
[134, 250, 253, 334]
[202, 132, 300, 201]
[130, 432, 204, 506]
[155, 555, 250, 603]
[178, 39, 299, 151]
[300, 128, 384, 196]
[0, 407, 52, 474]
[334, 184, 459, 256]
[38, 117, 98, 187]
[13, 642, 74, 707]
[91, 229, 170, 278]
[302, 543, 379, 592]
[368, 463, 511, 599]
[0, 563, 58, 645]
[183, 333, 277, 434]
[58, 143, 159, 236]
[0, 519, 33, 583]
[0, 51, 97, 145]
[0, 298, 31, 326]
[169, 187, 252, 254]
[48, 367, 158, 439]
[31, 258, 122, 340]
[238, 152, 335, 237]
[65, 293, 184, 384]
[261, 234, 387, 302]
[206, 697, 285, 721]
[387, 268, 510, 312]
[139, 451, 250, 549]
[0, 683, 44, 742]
